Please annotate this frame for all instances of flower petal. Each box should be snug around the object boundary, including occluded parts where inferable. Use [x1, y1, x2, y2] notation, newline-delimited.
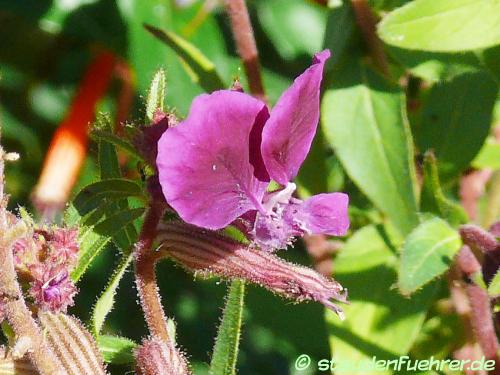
[157, 90, 269, 230]
[296, 193, 349, 236]
[261, 50, 330, 185]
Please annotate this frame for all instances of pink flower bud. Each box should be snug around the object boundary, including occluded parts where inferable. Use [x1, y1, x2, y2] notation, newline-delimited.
[135, 337, 191, 375]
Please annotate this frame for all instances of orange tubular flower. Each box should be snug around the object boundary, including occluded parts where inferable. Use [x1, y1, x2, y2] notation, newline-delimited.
[33, 51, 116, 216]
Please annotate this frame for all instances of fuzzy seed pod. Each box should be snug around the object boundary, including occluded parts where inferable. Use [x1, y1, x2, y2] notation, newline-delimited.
[38, 312, 107, 375]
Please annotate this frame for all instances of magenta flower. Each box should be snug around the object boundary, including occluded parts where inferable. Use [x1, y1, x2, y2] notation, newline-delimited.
[29, 264, 77, 312]
[157, 50, 349, 250]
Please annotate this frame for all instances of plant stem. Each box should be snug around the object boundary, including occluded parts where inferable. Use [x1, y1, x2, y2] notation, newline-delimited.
[456, 246, 499, 365]
[350, 0, 390, 78]
[135, 201, 169, 342]
[224, 0, 266, 101]
[0, 146, 63, 375]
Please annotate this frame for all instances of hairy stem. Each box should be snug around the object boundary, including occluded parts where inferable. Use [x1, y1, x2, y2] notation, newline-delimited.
[224, 0, 266, 101]
[135, 201, 169, 341]
[0, 147, 63, 375]
[350, 0, 390, 78]
[456, 246, 499, 365]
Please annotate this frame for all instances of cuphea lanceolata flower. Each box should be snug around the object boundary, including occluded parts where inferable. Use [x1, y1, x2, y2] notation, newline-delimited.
[156, 50, 349, 317]
[157, 50, 349, 251]
[12, 225, 79, 312]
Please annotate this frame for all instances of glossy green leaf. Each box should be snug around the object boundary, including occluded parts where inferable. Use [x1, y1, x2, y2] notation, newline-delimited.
[98, 335, 137, 365]
[145, 68, 166, 122]
[209, 280, 245, 375]
[399, 217, 462, 295]
[488, 270, 500, 297]
[322, 62, 418, 235]
[71, 207, 144, 281]
[415, 72, 497, 179]
[378, 0, 500, 52]
[92, 252, 134, 335]
[327, 225, 437, 375]
[144, 24, 225, 93]
[420, 152, 468, 227]
[472, 139, 500, 169]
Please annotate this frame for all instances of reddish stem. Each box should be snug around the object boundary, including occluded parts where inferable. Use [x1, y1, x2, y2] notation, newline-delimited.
[224, 0, 266, 102]
[135, 201, 169, 341]
[456, 246, 499, 369]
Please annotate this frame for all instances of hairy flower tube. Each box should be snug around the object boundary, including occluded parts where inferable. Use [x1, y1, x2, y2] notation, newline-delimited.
[156, 50, 349, 317]
[157, 222, 347, 318]
[157, 49, 349, 251]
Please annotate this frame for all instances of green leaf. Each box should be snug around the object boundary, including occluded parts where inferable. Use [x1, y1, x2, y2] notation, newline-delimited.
[98, 335, 137, 365]
[387, 46, 483, 82]
[420, 152, 468, 227]
[327, 225, 437, 375]
[488, 270, 500, 297]
[472, 139, 500, 169]
[399, 217, 462, 295]
[92, 252, 134, 335]
[256, 0, 327, 60]
[97, 124, 140, 254]
[91, 130, 144, 161]
[378, 0, 500, 52]
[145, 69, 166, 122]
[209, 280, 245, 375]
[144, 24, 225, 93]
[322, 0, 357, 69]
[322, 62, 418, 235]
[415, 72, 498, 179]
[73, 179, 144, 216]
[71, 207, 144, 281]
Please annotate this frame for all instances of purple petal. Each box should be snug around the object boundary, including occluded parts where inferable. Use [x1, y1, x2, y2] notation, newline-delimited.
[296, 193, 349, 236]
[261, 50, 330, 185]
[157, 90, 269, 230]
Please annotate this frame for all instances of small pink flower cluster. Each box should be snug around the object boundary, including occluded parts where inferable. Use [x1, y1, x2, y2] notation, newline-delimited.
[12, 225, 79, 313]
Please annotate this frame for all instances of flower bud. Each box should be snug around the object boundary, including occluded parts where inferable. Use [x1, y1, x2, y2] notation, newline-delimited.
[135, 337, 191, 375]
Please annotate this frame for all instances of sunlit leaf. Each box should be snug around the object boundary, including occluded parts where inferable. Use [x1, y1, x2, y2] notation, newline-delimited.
[378, 0, 500, 52]
[327, 225, 437, 375]
[92, 252, 134, 335]
[322, 61, 418, 235]
[399, 217, 462, 295]
[98, 335, 137, 365]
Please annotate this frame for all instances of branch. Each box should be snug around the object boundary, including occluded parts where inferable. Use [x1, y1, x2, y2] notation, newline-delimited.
[224, 0, 266, 101]
[134, 201, 169, 341]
